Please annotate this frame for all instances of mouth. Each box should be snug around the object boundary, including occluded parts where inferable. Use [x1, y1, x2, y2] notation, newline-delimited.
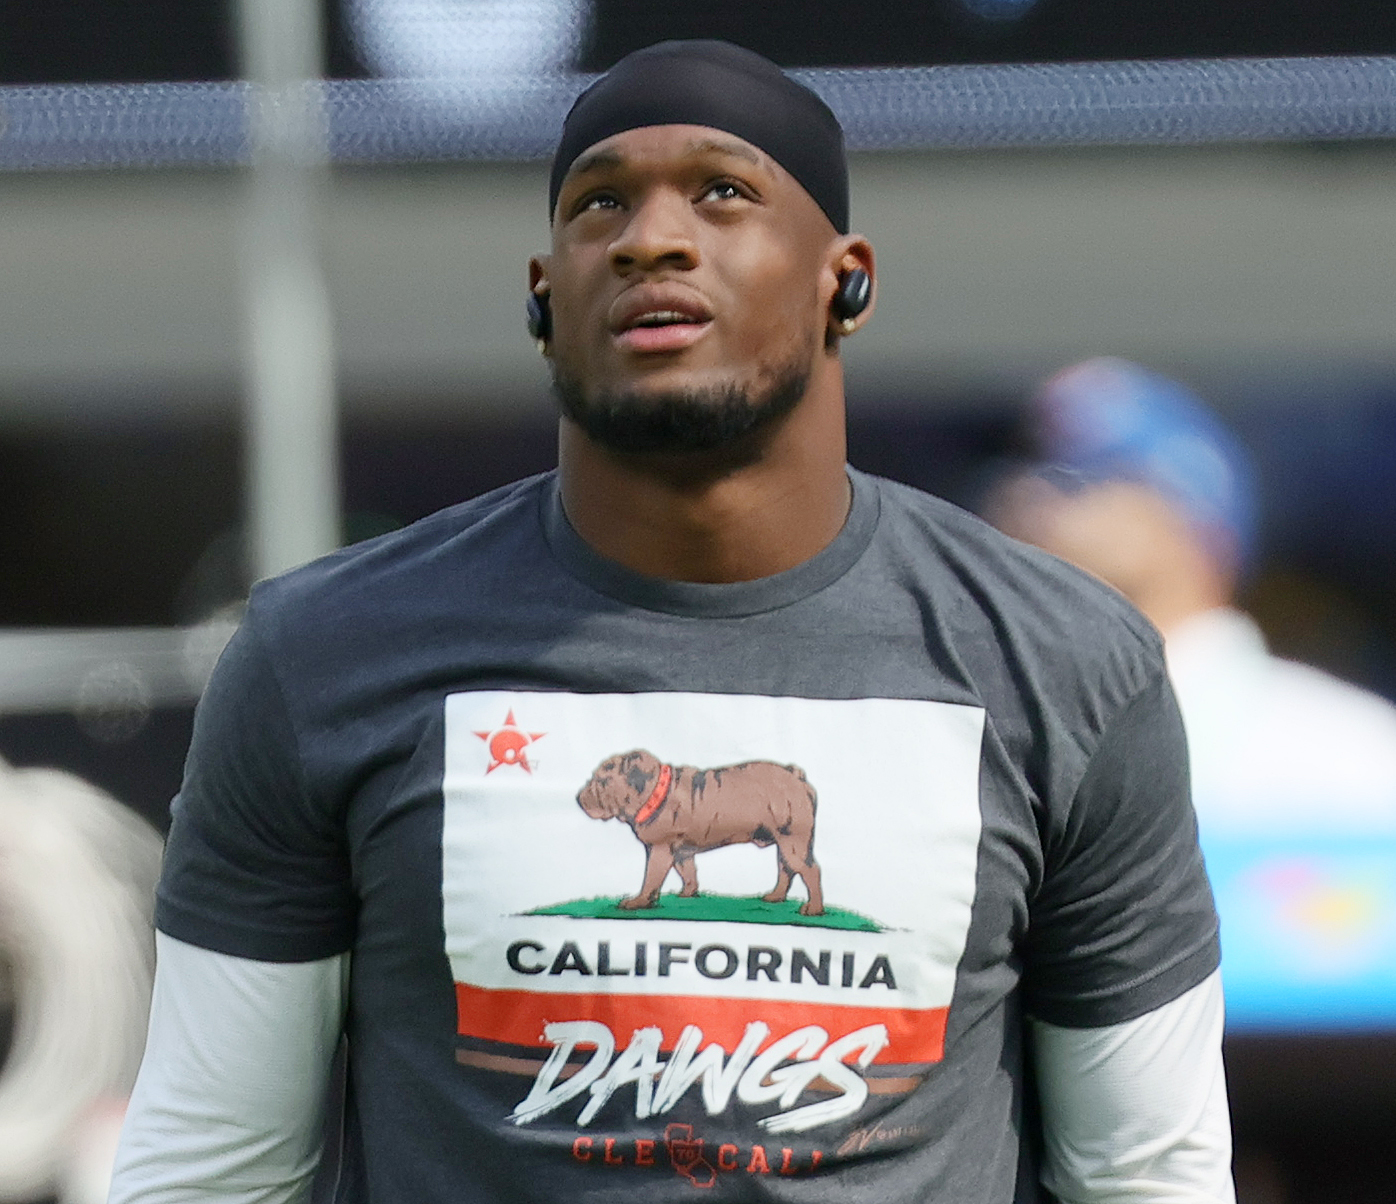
[610, 292, 714, 354]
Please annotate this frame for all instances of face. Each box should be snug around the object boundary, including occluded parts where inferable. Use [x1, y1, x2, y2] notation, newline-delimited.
[534, 124, 847, 453]
[577, 750, 650, 818]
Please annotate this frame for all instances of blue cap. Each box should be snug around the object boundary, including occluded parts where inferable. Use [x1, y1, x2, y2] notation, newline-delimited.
[1030, 358, 1258, 565]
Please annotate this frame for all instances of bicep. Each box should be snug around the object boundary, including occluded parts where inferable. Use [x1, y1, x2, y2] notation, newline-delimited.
[109, 934, 348, 1204]
[1032, 970, 1234, 1204]
[157, 613, 355, 963]
[1026, 672, 1220, 1027]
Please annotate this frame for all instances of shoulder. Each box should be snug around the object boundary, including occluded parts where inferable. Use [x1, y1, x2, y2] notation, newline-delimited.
[1264, 660, 1396, 814]
[1171, 605, 1396, 753]
[1264, 654, 1396, 736]
[246, 473, 551, 644]
[266, 473, 547, 604]
[1172, 609, 1396, 823]
[866, 471, 1166, 693]
[1263, 659, 1396, 807]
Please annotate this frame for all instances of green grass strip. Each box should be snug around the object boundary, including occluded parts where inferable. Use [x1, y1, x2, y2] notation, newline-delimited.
[527, 893, 881, 931]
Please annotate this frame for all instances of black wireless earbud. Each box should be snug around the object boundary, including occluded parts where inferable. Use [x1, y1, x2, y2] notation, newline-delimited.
[831, 268, 871, 324]
[526, 291, 552, 343]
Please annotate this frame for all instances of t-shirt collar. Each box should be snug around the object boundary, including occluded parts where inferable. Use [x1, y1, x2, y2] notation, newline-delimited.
[541, 468, 880, 618]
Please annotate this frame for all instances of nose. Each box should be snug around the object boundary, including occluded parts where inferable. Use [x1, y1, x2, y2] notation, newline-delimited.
[609, 188, 699, 275]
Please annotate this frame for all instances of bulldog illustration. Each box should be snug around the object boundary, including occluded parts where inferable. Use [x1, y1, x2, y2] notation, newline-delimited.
[576, 749, 823, 915]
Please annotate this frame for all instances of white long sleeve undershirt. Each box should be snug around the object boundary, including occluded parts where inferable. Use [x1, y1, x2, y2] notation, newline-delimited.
[1032, 970, 1234, 1203]
[109, 937, 1233, 1203]
[108, 934, 347, 1204]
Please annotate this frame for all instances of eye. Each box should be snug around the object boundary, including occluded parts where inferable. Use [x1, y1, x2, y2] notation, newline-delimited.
[700, 180, 745, 203]
[571, 191, 622, 218]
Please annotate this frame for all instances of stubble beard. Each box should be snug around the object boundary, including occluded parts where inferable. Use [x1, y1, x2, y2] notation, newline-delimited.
[551, 347, 813, 456]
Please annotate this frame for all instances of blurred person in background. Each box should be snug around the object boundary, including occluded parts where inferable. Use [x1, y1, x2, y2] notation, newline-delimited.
[985, 357, 1396, 843]
[985, 358, 1396, 1203]
[0, 757, 161, 1204]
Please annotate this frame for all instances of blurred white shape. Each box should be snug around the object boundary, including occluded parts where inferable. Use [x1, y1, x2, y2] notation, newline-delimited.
[0, 628, 229, 715]
[0, 761, 162, 1202]
[75, 662, 151, 745]
[58, 1098, 128, 1204]
[347, 0, 590, 80]
[1168, 608, 1396, 837]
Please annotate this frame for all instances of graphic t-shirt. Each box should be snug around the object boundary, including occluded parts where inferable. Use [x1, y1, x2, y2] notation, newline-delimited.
[157, 469, 1219, 1202]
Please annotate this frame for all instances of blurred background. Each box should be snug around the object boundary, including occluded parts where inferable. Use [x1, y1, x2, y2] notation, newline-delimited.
[1, 2, 1394, 1202]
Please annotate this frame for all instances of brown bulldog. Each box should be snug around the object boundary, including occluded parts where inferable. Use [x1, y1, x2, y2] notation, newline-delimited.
[576, 749, 824, 915]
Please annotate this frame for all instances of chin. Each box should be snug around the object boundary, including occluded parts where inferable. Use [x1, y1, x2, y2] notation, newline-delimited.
[552, 353, 811, 457]
[614, 370, 743, 403]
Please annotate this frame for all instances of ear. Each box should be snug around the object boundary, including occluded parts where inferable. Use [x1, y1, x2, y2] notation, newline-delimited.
[821, 235, 877, 348]
[527, 256, 553, 354]
[528, 255, 550, 296]
[620, 751, 654, 799]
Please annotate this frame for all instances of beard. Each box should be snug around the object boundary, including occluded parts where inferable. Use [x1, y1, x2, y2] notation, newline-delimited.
[552, 352, 812, 456]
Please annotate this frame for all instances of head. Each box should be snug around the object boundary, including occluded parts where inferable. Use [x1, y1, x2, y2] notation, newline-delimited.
[530, 41, 875, 457]
[985, 358, 1258, 634]
[577, 749, 659, 820]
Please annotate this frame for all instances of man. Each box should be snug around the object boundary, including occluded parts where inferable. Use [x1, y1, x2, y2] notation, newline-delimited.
[986, 357, 1396, 841]
[110, 43, 1232, 1203]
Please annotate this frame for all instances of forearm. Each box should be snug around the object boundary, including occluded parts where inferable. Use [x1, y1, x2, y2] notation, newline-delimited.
[1032, 970, 1234, 1204]
[109, 934, 348, 1204]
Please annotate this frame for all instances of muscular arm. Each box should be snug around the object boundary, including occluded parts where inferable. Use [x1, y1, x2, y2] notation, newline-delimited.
[109, 934, 347, 1204]
[1033, 970, 1234, 1204]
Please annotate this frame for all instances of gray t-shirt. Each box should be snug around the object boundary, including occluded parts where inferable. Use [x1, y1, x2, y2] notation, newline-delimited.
[158, 468, 1218, 1203]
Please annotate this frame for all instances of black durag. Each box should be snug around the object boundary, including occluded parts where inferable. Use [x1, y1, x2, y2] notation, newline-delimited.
[549, 40, 849, 233]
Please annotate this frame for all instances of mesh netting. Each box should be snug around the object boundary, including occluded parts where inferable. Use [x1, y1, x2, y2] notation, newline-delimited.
[0, 56, 1393, 170]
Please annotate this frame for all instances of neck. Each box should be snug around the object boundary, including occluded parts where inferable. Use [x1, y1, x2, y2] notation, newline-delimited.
[1139, 566, 1234, 638]
[1121, 520, 1237, 638]
[557, 366, 850, 583]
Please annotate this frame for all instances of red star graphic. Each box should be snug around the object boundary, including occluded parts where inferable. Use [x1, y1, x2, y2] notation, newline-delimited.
[474, 709, 546, 774]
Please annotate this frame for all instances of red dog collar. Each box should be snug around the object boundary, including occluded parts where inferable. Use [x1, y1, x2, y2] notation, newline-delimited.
[634, 763, 674, 825]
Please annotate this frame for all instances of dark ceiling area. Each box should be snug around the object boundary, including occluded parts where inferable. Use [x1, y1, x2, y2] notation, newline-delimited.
[583, 0, 1396, 69]
[1, 0, 1394, 85]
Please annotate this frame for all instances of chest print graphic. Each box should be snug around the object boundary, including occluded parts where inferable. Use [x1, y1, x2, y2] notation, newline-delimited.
[576, 749, 824, 915]
[474, 708, 545, 774]
[442, 691, 985, 1141]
